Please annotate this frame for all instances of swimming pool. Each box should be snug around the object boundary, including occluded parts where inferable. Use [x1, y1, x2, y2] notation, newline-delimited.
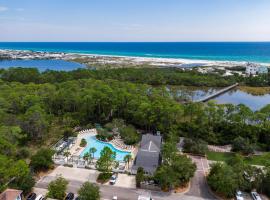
[80, 136, 131, 161]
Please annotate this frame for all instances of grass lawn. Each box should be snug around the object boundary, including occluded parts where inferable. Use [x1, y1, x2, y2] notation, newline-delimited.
[206, 151, 235, 163]
[206, 151, 270, 166]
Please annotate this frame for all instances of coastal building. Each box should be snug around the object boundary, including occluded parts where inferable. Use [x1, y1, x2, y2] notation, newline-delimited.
[132, 134, 162, 175]
[258, 66, 268, 74]
[245, 63, 268, 75]
[0, 189, 23, 200]
[246, 63, 258, 75]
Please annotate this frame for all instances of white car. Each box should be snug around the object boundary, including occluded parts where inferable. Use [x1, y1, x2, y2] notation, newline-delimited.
[112, 196, 118, 200]
[236, 191, 244, 200]
[35, 195, 44, 200]
[109, 174, 118, 185]
[251, 192, 262, 200]
[138, 195, 153, 200]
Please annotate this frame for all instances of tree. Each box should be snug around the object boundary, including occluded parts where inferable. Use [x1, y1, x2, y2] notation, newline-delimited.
[89, 147, 97, 160]
[47, 176, 68, 200]
[261, 168, 270, 197]
[136, 167, 145, 188]
[124, 154, 132, 168]
[22, 105, 48, 140]
[83, 152, 90, 164]
[155, 154, 196, 190]
[119, 125, 140, 145]
[0, 156, 34, 194]
[232, 136, 254, 155]
[95, 147, 116, 173]
[80, 138, 87, 147]
[78, 182, 100, 200]
[207, 163, 238, 198]
[183, 138, 208, 155]
[30, 148, 54, 171]
[63, 150, 71, 163]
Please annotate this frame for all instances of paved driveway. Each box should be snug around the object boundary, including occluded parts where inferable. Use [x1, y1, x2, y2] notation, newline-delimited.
[186, 155, 217, 200]
[48, 166, 99, 182]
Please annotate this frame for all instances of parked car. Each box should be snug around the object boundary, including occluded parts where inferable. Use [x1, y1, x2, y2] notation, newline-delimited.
[110, 173, 118, 185]
[75, 197, 80, 200]
[65, 193, 75, 200]
[27, 193, 37, 200]
[35, 194, 44, 200]
[138, 195, 153, 200]
[112, 196, 118, 200]
[235, 191, 244, 200]
[251, 192, 262, 200]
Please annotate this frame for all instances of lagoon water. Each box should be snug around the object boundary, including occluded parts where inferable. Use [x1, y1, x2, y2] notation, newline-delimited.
[0, 59, 85, 71]
[213, 89, 270, 111]
[1, 42, 270, 63]
[168, 86, 270, 111]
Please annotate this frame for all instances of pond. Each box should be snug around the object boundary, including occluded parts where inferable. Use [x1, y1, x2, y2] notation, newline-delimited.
[0, 59, 86, 71]
[166, 86, 270, 111]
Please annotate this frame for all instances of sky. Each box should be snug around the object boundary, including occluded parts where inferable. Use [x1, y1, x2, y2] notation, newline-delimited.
[0, 0, 270, 42]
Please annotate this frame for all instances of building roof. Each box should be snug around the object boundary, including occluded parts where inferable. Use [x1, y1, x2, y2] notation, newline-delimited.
[0, 189, 22, 200]
[132, 134, 162, 174]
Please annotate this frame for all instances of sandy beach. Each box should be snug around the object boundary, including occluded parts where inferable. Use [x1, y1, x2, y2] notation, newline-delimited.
[1, 49, 269, 69]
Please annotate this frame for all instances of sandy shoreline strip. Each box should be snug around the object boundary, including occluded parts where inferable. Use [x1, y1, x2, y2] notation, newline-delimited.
[1, 49, 270, 67]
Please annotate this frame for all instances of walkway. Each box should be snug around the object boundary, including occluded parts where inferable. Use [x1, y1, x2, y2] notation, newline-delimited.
[195, 83, 239, 102]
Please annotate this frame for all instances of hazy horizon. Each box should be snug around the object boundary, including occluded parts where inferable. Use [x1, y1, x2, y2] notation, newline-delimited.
[0, 0, 270, 42]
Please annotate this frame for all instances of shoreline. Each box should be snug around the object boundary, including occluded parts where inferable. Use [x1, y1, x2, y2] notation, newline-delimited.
[1, 49, 270, 68]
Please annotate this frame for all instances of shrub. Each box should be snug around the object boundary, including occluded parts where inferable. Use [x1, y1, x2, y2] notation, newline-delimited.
[47, 176, 68, 200]
[78, 182, 100, 200]
[232, 136, 254, 155]
[183, 138, 208, 155]
[96, 129, 113, 141]
[136, 167, 145, 188]
[96, 173, 112, 184]
[261, 169, 270, 197]
[119, 125, 140, 145]
[80, 138, 87, 147]
[30, 148, 54, 171]
[207, 163, 238, 198]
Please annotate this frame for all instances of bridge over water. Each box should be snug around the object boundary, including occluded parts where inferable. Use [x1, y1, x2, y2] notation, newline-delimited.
[195, 83, 239, 103]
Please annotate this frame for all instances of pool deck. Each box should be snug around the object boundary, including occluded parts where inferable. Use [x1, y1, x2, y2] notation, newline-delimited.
[69, 129, 97, 156]
[69, 129, 137, 164]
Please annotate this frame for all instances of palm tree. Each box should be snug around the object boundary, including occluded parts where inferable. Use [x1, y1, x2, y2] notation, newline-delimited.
[89, 147, 97, 160]
[124, 154, 132, 168]
[63, 150, 71, 163]
[83, 152, 90, 164]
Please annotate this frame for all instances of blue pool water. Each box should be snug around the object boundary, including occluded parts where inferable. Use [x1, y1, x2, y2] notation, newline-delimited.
[0, 59, 85, 71]
[1, 42, 270, 64]
[80, 136, 131, 161]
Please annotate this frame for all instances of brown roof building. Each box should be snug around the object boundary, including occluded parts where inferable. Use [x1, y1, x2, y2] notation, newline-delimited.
[0, 189, 23, 200]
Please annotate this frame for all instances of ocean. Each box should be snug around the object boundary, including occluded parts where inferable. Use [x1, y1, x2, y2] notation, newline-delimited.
[1, 42, 270, 64]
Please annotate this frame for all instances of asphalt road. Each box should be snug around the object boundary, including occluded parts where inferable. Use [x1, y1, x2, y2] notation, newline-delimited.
[35, 155, 217, 200]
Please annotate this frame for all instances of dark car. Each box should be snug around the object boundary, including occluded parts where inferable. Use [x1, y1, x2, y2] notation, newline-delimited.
[65, 193, 75, 200]
[75, 197, 80, 200]
[27, 193, 37, 200]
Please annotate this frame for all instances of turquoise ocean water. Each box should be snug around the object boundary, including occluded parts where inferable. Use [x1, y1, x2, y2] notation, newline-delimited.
[0, 42, 270, 64]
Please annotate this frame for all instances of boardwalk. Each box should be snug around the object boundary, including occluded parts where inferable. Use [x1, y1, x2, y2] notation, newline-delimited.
[195, 83, 239, 103]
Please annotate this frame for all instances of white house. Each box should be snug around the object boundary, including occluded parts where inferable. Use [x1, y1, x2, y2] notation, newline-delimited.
[246, 63, 268, 75]
[245, 63, 259, 75]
